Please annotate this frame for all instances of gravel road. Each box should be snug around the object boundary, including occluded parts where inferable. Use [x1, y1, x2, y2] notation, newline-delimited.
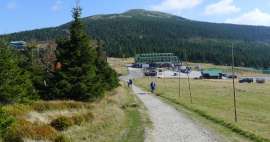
[121, 68, 221, 142]
[132, 85, 221, 142]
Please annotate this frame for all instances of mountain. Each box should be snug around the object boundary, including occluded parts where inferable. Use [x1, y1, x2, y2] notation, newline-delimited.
[2, 9, 270, 67]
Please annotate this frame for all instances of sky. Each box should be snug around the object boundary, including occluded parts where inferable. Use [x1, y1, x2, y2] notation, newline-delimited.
[1, 0, 270, 34]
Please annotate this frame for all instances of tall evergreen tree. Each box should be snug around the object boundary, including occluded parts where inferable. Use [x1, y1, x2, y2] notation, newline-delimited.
[95, 41, 119, 90]
[48, 6, 112, 100]
[0, 47, 37, 104]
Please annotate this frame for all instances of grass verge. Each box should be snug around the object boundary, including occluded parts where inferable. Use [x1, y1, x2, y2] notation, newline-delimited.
[135, 78, 270, 142]
[0, 82, 149, 142]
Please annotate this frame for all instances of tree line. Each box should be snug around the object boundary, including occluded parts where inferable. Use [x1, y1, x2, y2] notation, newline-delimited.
[2, 9, 270, 67]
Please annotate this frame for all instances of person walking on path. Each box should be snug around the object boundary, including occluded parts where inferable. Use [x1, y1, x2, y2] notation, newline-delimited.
[150, 81, 156, 93]
[128, 79, 133, 87]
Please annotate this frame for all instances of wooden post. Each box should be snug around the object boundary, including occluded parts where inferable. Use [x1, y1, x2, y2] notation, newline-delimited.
[187, 70, 193, 104]
[232, 43, 238, 122]
[185, 50, 193, 104]
[178, 66, 181, 98]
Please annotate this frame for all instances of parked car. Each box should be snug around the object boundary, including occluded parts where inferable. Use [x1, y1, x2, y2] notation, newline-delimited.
[144, 70, 157, 76]
[224, 74, 237, 79]
[239, 78, 253, 83]
[256, 78, 266, 84]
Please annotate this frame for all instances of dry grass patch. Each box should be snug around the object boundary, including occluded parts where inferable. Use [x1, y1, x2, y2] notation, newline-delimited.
[108, 58, 133, 75]
[2, 101, 95, 141]
[1, 83, 148, 142]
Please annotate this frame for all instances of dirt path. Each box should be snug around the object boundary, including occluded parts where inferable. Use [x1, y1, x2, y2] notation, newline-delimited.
[121, 68, 221, 142]
[132, 85, 221, 142]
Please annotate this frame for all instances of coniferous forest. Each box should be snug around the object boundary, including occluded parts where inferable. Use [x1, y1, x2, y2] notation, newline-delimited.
[2, 9, 270, 67]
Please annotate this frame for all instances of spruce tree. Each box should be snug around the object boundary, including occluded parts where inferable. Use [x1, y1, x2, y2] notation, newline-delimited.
[95, 42, 119, 90]
[49, 7, 104, 100]
[0, 47, 37, 104]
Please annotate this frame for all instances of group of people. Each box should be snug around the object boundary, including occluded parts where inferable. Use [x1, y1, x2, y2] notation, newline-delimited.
[127, 79, 156, 94]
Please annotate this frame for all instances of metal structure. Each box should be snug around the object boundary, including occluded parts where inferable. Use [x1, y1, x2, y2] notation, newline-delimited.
[232, 43, 238, 122]
[135, 53, 180, 64]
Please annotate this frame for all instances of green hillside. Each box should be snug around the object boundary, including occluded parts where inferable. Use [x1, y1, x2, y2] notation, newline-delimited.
[2, 9, 270, 67]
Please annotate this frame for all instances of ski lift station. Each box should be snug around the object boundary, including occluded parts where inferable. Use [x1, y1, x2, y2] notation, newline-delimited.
[134, 53, 180, 68]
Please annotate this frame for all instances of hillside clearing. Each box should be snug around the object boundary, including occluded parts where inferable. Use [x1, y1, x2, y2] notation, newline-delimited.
[108, 58, 134, 76]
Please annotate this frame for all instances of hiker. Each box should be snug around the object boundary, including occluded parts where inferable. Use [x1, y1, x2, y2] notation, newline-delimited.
[127, 80, 130, 87]
[150, 81, 156, 93]
[128, 79, 133, 87]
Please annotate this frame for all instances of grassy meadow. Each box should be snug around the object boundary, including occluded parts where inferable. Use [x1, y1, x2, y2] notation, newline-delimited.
[1, 83, 149, 142]
[108, 58, 134, 76]
[187, 62, 269, 77]
[135, 78, 270, 141]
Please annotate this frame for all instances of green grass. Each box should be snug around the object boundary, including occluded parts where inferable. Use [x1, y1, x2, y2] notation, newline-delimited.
[135, 78, 270, 142]
[187, 62, 267, 77]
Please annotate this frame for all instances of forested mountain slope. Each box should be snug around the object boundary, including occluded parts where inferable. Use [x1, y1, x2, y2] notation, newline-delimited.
[2, 9, 270, 67]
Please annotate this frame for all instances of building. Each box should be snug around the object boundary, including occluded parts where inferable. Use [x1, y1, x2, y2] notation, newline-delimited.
[135, 53, 180, 68]
[9, 41, 27, 51]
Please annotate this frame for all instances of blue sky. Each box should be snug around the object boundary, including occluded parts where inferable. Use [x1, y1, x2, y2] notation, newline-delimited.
[2, 0, 270, 34]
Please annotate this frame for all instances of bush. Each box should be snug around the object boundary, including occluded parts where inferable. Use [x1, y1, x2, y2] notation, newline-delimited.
[50, 116, 73, 131]
[4, 120, 57, 141]
[54, 135, 71, 142]
[3, 125, 23, 142]
[0, 108, 15, 136]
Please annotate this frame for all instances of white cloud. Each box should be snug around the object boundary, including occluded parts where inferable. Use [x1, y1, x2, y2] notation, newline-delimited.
[205, 0, 240, 15]
[225, 9, 270, 26]
[151, 0, 202, 14]
[6, 1, 17, 10]
[51, 0, 63, 12]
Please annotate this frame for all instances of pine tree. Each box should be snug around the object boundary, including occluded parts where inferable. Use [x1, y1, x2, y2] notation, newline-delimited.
[0, 47, 37, 104]
[95, 41, 119, 90]
[48, 7, 105, 100]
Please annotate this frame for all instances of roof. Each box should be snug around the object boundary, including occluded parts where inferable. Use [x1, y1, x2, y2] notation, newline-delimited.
[9, 41, 27, 50]
[10, 41, 26, 44]
[202, 69, 222, 76]
[135, 53, 179, 64]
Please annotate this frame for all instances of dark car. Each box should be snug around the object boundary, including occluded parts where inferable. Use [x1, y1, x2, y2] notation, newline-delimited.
[239, 78, 253, 83]
[144, 70, 157, 76]
[225, 74, 237, 79]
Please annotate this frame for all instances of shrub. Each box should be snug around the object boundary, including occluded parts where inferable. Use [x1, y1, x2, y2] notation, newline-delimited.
[0, 108, 15, 136]
[50, 116, 73, 131]
[5, 120, 57, 140]
[3, 125, 23, 142]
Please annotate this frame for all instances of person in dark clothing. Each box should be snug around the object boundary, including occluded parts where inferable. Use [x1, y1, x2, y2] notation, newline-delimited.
[128, 79, 133, 87]
[129, 79, 133, 86]
[127, 80, 130, 87]
[150, 81, 156, 93]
